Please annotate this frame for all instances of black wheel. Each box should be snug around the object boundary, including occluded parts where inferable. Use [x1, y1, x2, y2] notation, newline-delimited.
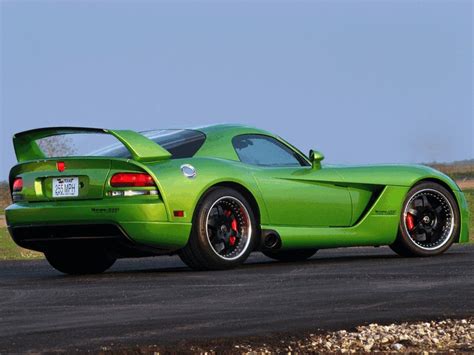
[179, 187, 257, 270]
[45, 248, 116, 275]
[262, 249, 318, 262]
[390, 182, 459, 257]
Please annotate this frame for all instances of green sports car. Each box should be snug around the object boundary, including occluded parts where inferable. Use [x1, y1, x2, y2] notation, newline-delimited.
[5, 124, 470, 274]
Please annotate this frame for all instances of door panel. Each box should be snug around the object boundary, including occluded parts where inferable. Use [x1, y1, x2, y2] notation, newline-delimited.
[254, 167, 352, 227]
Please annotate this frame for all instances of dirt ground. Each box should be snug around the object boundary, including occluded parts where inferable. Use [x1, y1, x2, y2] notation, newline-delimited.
[458, 179, 474, 190]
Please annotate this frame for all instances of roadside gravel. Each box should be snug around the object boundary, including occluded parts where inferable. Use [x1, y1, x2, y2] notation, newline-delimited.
[115, 318, 473, 354]
[221, 318, 474, 353]
[226, 318, 473, 353]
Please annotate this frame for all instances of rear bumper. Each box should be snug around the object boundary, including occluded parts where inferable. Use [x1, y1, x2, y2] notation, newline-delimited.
[5, 200, 192, 252]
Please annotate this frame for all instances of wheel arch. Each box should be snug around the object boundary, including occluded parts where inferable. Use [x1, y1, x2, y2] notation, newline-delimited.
[195, 181, 262, 228]
[414, 178, 457, 197]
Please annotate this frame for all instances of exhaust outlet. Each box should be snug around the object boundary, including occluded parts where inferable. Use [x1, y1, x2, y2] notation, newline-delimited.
[261, 230, 281, 250]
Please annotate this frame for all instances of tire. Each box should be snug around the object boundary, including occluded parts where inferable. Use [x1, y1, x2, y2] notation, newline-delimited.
[179, 187, 257, 270]
[262, 249, 318, 262]
[390, 182, 460, 257]
[45, 248, 116, 275]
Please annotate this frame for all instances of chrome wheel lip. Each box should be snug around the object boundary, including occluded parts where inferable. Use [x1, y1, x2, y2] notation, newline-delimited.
[403, 188, 455, 251]
[205, 196, 252, 261]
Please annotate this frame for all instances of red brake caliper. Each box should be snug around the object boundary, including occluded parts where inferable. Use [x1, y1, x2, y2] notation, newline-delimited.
[406, 213, 415, 231]
[229, 215, 238, 246]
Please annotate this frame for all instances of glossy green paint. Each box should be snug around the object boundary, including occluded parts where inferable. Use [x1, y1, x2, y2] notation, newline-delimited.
[5, 124, 469, 254]
[455, 189, 470, 244]
[263, 186, 409, 249]
[309, 150, 325, 169]
[252, 167, 353, 227]
[108, 130, 172, 162]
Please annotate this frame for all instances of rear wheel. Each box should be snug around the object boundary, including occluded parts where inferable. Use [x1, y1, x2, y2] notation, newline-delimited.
[179, 187, 257, 270]
[390, 182, 459, 257]
[45, 248, 116, 275]
[262, 249, 318, 262]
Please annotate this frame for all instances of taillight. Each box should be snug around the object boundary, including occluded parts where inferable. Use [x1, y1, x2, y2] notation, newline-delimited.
[56, 161, 66, 172]
[12, 177, 23, 192]
[109, 173, 158, 197]
[110, 173, 155, 187]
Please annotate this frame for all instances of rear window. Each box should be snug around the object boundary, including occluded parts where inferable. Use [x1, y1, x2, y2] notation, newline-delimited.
[89, 129, 206, 159]
[36, 133, 121, 158]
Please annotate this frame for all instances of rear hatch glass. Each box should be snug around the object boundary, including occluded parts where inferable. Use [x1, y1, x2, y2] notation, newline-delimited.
[35, 129, 206, 160]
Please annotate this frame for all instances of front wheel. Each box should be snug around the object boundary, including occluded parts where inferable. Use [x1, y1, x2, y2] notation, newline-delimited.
[179, 187, 257, 270]
[390, 182, 460, 257]
[45, 248, 116, 275]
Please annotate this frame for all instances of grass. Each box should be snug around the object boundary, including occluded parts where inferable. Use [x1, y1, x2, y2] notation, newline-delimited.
[463, 189, 474, 238]
[0, 227, 43, 260]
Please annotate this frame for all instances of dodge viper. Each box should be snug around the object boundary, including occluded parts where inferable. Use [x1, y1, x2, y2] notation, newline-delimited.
[5, 124, 470, 274]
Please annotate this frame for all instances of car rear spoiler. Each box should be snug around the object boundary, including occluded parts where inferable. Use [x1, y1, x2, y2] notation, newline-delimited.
[13, 127, 172, 163]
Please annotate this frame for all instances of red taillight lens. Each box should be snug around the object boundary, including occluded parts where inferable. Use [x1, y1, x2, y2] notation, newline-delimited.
[110, 173, 155, 187]
[57, 161, 66, 172]
[13, 177, 23, 192]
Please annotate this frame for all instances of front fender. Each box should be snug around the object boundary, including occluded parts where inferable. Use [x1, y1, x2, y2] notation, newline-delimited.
[333, 164, 461, 192]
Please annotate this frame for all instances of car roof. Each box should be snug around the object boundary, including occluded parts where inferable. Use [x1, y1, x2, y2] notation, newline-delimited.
[187, 123, 310, 165]
[188, 124, 277, 161]
[193, 123, 272, 138]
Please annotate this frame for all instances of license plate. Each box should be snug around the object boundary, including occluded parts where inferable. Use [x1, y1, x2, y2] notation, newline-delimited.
[52, 177, 79, 198]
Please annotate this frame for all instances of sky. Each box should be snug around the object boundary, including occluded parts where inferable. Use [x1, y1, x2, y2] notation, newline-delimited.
[1, 0, 472, 180]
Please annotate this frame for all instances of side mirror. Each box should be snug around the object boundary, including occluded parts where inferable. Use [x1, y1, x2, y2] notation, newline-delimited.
[309, 150, 324, 169]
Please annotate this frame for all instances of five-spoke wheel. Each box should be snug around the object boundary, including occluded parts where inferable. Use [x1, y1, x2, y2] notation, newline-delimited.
[206, 196, 252, 261]
[391, 182, 459, 257]
[179, 187, 257, 270]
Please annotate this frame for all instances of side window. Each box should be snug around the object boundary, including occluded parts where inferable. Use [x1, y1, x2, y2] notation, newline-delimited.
[232, 135, 308, 167]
